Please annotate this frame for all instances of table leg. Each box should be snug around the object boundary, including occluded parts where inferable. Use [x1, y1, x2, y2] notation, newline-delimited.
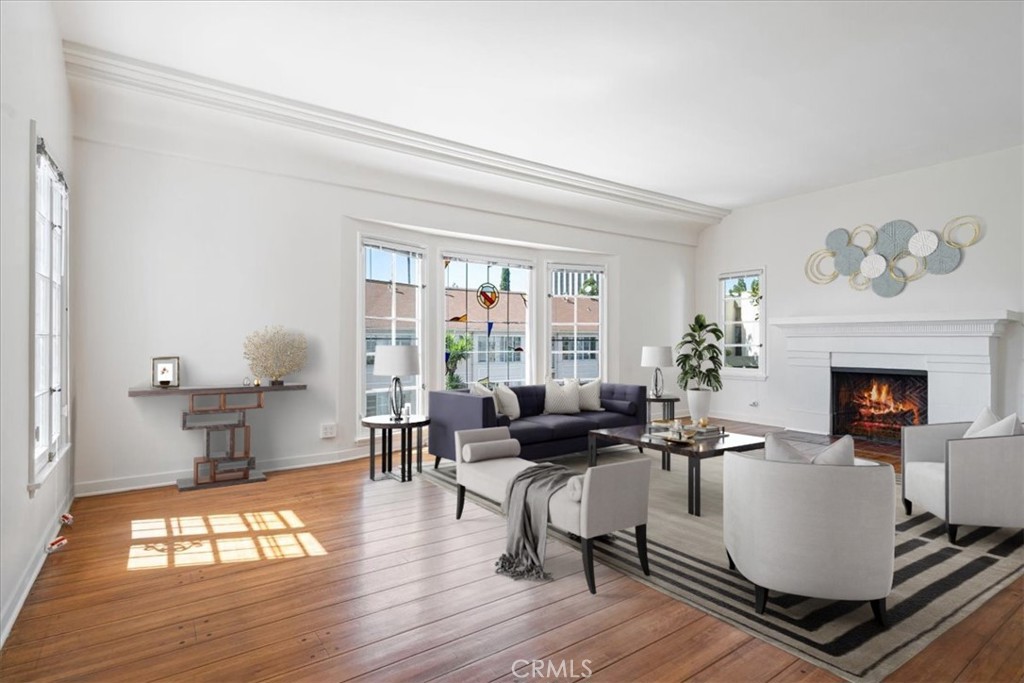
[384, 429, 392, 473]
[400, 427, 409, 482]
[416, 426, 423, 473]
[405, 428, 412, 482]
[588, 433, 597, 467]
[369, 427, 376, 480]
[663, 448, 671, 472]
[667, 403, 675, 421]
[687, 456, 696, 515]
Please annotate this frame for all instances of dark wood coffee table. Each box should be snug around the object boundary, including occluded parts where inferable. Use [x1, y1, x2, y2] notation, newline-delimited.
[587, 425, 765, 516]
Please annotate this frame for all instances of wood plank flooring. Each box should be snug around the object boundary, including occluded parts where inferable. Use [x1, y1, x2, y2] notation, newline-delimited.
[0, 421, 1019, 682]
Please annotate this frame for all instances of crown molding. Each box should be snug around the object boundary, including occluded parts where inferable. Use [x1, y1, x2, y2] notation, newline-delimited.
[63, 42, 729, 223]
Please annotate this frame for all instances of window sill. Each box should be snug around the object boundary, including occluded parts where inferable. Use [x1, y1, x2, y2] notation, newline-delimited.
[28, 442, 71, 497]
[722, 369, 767, 382]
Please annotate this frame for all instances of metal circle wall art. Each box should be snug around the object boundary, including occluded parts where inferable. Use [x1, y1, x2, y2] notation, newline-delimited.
[805, 215, 981, 297]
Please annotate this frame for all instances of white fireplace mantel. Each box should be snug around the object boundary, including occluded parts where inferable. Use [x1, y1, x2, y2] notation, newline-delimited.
[772, 310, 1021, 434]
[772, 310, 1020, 338]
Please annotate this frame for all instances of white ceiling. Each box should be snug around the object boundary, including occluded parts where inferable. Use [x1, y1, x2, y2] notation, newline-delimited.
[53, 0, 1023, 211]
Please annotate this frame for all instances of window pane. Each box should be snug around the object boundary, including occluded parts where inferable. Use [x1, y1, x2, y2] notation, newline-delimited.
[51, 335, 60, 387]
[720, 271, 763, 372]
[36, 335, 49, 393]
[34, 392, 48, 458]
[35, 274, 50, 335]
[35, 216, 50, 275]
[51, 390, 61, 442]
[51, 227, 62, 285]
[549, 269, 602, 381]
[36, 166, 49, 221]
[51, 283, 61, 336]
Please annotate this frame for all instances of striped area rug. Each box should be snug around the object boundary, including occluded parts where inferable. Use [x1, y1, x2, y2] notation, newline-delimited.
[424, 449, 1023, 682]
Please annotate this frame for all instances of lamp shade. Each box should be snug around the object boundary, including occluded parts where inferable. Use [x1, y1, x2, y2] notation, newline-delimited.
[374, 345, 420, 377]
[641, 345, 673, 368]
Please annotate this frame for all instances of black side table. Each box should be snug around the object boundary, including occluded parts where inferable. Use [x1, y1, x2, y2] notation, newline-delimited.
[362, 415, 430, 483]
[646, 394, 681, 421]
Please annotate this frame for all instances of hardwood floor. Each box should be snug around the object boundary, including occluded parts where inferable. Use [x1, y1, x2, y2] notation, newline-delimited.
[0, 423, 1019, 682]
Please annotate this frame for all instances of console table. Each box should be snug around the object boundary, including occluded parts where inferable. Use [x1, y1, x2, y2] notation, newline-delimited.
[128, 383, 306, 491]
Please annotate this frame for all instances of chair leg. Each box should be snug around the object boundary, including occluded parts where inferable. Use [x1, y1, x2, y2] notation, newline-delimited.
[727, 550, 736, 571]
[582, 539, 596, 594]
[635, 524, 650, 576]
[456, 485, 465, 519]
[902, 498, 912, 515]
[754, 585, 768, 614]
[434, 456, 441, 469]
[947, 523, 959, 544]
[870, 598, 888, 628]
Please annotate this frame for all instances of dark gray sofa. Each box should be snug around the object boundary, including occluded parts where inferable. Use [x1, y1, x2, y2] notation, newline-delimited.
[428, 383, 647, 462]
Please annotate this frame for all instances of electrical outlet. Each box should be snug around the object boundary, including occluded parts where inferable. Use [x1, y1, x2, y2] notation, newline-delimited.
[320, 423, 337, 439]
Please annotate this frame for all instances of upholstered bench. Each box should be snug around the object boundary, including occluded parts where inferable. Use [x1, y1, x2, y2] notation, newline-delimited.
[454, 426, 651, 593]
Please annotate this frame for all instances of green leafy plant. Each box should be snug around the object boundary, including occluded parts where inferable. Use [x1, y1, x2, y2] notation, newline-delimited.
[675, 314, 724, 391]
[444, 332, 472, 389]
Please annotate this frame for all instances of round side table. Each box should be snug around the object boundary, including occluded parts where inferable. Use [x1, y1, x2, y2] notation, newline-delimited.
[362, 415, 430, 483]
[646, 394, 680, 421]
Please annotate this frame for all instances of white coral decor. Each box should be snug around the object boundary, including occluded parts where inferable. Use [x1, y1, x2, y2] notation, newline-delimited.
[243, 325, 307, 383]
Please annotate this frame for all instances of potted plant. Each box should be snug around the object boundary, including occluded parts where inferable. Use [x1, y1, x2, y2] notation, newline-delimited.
[675, 313, 723, 425]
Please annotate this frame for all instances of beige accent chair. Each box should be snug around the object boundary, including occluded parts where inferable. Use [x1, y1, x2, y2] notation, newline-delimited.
[902, 422, 1024, 543]
[723, 451, 896, 626]
[454, 426, 652, 593]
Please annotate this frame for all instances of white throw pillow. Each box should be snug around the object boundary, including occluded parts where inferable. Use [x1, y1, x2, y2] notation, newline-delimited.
[494, 384, 521, 420]
[574, 378, 604, 411]
[544, 379, 580, 414]
[469, 381, 492, 399]
[764, 433, 814, 463]
[963, 407, 1000, 437]
[965, 413, 1020, 439]
[811, 435, 856, 466]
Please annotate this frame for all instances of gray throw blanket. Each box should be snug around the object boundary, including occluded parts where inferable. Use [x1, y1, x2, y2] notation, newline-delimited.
[496, 463, 574, 581]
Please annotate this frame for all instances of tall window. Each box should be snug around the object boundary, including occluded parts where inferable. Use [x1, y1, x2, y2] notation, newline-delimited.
[31, 134, 70, 489]
[720, 269, 765, 377]
[444, 256, 531, 388]
[363, 242, 423, 418]
[549, 266, 603, 381]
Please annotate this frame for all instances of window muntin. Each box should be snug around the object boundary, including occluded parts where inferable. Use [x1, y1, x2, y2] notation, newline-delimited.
[444, 257, 531, 388]
[720, 269, 764, 375]
[362, 243, 423, 419]
[549, 267, 602, 381]
[31, 136, 70, 487]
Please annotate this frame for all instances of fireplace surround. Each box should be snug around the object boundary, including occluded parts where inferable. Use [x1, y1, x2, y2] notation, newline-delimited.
[775, 312, 1017, 435]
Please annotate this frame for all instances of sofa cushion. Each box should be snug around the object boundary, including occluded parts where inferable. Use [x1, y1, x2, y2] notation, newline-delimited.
[812, 435, 856, 466]
[494, 384, 521, 420]
[965, 413, 1020, 439]
[508, 418, 558, 445]
[601, 399, 637, 416]
[511, 385, 546, 418]
[545, 379, 581, 414]
[765, 433, 814, 463]
[575, 379, 604, 411]
[457, 457, 537, 503]
[963, 406, 1000, 437]
[575, 410, 636, 430]
[519, 414, 593, 439]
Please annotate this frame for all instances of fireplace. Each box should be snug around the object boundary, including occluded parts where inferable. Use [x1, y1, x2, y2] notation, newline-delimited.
[831, 368, 927, 443]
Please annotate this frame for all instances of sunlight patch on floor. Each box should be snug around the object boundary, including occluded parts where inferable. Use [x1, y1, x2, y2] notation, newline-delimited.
[127, 510, 323, 570]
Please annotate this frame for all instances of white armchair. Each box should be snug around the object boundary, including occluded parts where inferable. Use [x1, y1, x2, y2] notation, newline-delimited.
[902, 422, 1024, 543]
[454, 426, 651, 594]
[724, 451, 896, 626]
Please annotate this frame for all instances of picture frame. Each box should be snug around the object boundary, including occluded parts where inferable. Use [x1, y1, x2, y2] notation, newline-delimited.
[152, 356, 180, 387]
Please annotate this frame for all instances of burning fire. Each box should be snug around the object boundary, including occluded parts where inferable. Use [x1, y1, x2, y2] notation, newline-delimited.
[854, 381, 920, 422]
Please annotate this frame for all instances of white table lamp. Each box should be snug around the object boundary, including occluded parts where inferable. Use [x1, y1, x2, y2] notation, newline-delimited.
[374, 345, 419, 420]
[641, 345, 674, 398]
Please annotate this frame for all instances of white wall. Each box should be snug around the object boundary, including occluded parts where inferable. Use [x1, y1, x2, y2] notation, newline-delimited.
[695, 147, 1023, 429]
[69, 89, 694, 496]
[0, 1, 75, 645]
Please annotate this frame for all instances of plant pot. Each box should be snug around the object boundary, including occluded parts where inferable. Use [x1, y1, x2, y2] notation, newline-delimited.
[686, 389, 713, 425]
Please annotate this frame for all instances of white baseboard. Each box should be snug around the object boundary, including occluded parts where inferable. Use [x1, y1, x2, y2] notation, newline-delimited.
[1, 489, 74, 648]
[73, 446, 369, 497]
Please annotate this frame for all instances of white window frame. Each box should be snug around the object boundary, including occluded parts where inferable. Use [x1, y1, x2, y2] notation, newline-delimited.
[359, 238, 424, 430]
[547, 264, 606, 382]
[442, 253, 533, 388]
[28, 124, 71, 496]
[719, 267, 766, 381]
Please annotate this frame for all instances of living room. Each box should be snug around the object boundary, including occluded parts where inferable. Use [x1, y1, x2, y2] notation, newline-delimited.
[1, 1, 1021, 681]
